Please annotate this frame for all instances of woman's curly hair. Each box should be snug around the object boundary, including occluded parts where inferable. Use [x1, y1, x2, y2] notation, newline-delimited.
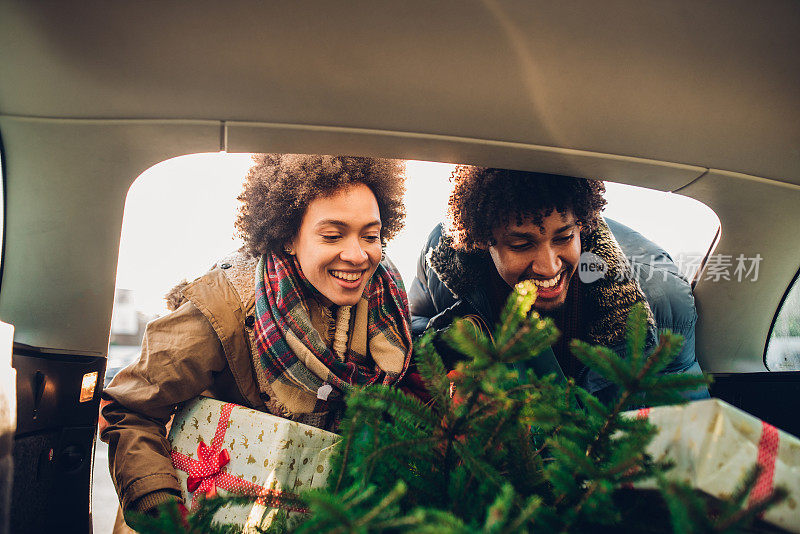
[447, 166, 607, 250]
[236, 154, 406, 256]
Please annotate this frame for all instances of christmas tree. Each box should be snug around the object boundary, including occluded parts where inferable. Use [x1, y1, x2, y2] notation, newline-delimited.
[133, 281, 786, 533]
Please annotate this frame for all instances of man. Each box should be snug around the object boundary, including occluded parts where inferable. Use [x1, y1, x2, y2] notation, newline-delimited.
[410, 166, 707, 403]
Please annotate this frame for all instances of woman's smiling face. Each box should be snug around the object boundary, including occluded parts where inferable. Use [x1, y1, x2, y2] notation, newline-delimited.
[288, 183, 383, 306]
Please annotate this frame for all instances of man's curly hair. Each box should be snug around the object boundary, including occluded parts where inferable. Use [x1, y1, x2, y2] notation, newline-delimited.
[447, 166, 607, 250]
[236, 154, 406, 256]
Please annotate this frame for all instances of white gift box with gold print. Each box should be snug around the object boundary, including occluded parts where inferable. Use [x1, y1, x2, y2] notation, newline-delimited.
[168, 396, 339, 530]
[627, 398, 800, 532]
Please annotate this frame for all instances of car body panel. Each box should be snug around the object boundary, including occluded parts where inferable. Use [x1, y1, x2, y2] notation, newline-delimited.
[0, 117, 219, 353]
[680, 170, 800, 372]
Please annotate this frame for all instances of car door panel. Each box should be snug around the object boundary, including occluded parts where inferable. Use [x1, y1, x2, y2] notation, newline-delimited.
[11, 346, 105, 534]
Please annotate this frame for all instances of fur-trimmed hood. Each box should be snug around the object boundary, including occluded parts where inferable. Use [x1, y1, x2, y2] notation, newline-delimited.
[165, 247, 257, 312]
[426, 218, 655, 349]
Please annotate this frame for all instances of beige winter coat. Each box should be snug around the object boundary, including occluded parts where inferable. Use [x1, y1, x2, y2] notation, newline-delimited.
[100, 250, 335, 520]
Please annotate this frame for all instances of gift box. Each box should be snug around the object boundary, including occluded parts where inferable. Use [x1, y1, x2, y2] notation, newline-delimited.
[167, 397, 339, 531]
[626, 398, 800, 532]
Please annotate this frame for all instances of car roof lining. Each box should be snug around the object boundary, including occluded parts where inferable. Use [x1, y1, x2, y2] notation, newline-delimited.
[1, 1, 799, 184]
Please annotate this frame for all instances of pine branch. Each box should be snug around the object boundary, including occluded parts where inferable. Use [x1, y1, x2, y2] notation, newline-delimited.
[582, 330, 665, 460]
[626, 302, 649, 371]
[558, 479, 600, 534]
[712, 464, 788, 533]
[494, 281, 539, 348]
[502, 494, 541, 534]
[407, 509, 471, 533]
[657, 477, 700, 534]
[348, 480, 407, 531]
[452, 440, 507, 494]
[482, 483, 516, 533]
[415, 330, 453, 411]
[330, 405, 363, 493]
[570, 340, 630, 386]
[361, 436, 441, 482]
[353, 385, 441, 431]
[443, 318, 494, 367]
[646, 332, 685, 376]
[497, 321, 560, 365]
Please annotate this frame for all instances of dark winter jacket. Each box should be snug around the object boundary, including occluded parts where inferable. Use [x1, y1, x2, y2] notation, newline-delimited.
[409, 219, 707, 402]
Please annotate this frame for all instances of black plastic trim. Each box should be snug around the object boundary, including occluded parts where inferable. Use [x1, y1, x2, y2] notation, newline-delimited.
[763, 263, 800, 370]
[0, 125, 7, 296]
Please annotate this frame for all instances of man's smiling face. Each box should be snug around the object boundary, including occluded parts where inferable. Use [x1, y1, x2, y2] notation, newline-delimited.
[488, 209, 582, 313]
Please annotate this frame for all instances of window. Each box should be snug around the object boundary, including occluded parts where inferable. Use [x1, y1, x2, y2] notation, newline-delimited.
[766, 273, 800, 371]
[601, 182, 720, 283]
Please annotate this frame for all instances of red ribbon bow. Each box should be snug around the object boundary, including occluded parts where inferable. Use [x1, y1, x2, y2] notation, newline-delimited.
[171, 402, 310, 513]
[186, 441, 231, 497]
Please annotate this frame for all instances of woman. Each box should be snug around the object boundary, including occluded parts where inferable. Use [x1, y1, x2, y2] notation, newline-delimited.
[100, 154, 413, 521]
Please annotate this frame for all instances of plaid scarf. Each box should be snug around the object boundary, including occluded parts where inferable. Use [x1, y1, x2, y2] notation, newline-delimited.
[253, 251, 412, 415]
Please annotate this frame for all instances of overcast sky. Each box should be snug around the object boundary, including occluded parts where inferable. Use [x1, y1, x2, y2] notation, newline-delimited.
[116, 154, 719, 317]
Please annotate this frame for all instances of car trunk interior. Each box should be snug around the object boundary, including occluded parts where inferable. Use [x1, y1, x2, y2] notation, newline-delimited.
[0, 1, 798, 531]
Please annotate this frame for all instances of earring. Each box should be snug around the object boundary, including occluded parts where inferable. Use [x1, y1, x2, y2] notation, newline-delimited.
[284, 245, 295, 255]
